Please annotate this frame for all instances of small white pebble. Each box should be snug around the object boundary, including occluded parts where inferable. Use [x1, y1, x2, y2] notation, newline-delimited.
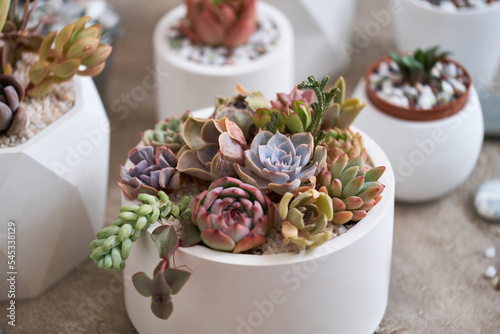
[485, 246, 496, 258]
[442, 80, 454, 95]
[485, 265, 497, 279]
[445, 63, 458, 78]
[378, 62, 390, 77]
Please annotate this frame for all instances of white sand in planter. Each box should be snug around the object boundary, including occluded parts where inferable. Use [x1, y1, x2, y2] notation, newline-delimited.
[0, 53, 75, 148]
[167, 15, 281, 66]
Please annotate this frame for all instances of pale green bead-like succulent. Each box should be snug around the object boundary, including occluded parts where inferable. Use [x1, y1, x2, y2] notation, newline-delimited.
[279, 188, 334, 249]
[89, 192, 191, 271]
[317, 154, 385, 225]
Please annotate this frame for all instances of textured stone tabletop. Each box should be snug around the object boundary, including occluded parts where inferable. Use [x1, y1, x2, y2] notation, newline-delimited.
[1, 0, 499, 333]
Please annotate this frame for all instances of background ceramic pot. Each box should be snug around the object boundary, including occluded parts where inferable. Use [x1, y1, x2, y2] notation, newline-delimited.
[122, 108, 395, 334]
[265, 0, 357, 82]
[0, 77, 110, 300]
[153, 2, 294, 120]
[393, 0, 500, 88]
[353, 78, 484, 203]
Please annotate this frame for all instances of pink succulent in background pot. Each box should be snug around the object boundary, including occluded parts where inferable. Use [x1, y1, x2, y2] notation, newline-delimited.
[180, 0, 257, 48]
[153, 0, 294, 119]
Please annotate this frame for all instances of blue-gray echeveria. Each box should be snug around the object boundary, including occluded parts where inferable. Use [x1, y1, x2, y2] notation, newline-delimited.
[234, 130, 327, 195]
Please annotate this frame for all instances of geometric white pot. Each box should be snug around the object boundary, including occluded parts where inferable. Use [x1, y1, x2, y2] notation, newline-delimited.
[353, 79, 484, 203]
[0, 77, 110, 300]
[394, 0, 500, 88]
[265, 0, 357, 82]
[153, 2, 294, 120]
[123, 109, 395, 334]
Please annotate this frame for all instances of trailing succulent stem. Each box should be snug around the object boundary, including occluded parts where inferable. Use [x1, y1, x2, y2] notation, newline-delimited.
[297, 75, 339, 147]
[132, 225, 191, 320]
[89, 192, 191, 271]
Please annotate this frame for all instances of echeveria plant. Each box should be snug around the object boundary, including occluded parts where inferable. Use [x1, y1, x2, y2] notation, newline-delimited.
[179, 0, 257, 48]
[192, 176, 274, 253]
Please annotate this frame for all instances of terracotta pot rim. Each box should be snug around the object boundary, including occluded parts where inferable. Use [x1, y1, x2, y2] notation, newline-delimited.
[364, 55, 471, 122]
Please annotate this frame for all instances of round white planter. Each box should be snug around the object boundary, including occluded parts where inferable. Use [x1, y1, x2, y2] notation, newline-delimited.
[122, 108, 395, 334]
[0, 77, 110, 300]
[394, 0, 500, 87]
[153, 2, 294, 120]
[353, 79, 484, 203]
[265, 0, 357, 82]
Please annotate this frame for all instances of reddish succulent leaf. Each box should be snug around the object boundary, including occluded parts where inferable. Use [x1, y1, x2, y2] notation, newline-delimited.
[163, 268, 191, 295]
[132, 272, 152, 297]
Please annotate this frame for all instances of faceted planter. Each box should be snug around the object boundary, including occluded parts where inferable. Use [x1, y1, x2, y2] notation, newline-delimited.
[0, 77, 110, 300]
[353, 77, 484, 203]
[394, 0, 500, 87]
[122, 108, 395, 334]
[266, 0, 357, 82]
[153, 2, 294, 120]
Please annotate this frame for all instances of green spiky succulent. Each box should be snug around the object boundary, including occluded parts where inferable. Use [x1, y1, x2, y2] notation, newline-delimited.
[321, 76, 367, 131]
[390, 46, 450, 85]
[317, 154, 385, 225]
[279, 188, 334, 249]
[142, 113, 188, 153]
[297, 75, 340, 147]
[28, 15, 112, 97]
[89, 192, 191, 271]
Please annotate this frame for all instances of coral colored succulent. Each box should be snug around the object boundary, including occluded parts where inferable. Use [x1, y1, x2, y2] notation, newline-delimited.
[118, 146, 182, 199]
[142, 113, 188, 153]
[179, 0, 257, 48]
[279, 188, 334, 249]
[212, 84, 269, 138]
[28, 15, 112, 97]
[323, 128, 366, 164]
[317, 154, 385, 224]
[0, 74, 26, 135]
[234, 130, 327, 195]
[177, 116, 247, 181]
[192, 177, 274, 253]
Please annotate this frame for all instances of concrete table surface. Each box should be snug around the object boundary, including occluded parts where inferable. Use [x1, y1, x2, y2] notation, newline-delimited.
[1, 0, 499, 333]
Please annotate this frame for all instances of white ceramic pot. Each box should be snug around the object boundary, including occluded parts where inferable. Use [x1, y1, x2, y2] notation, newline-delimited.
[394, 0, 500, 87]
[353, 79, 484, 203]
[265, 0, 357, 82]
[153, 2, 294, 120]
[0, 77, 110, 300]
[122, 108, 395, 334]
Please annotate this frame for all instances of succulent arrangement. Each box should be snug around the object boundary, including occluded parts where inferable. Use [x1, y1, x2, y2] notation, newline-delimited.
[0, 0, 111, 136]
[90, 75, 386, 320]
[369, 46, 470, 110]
